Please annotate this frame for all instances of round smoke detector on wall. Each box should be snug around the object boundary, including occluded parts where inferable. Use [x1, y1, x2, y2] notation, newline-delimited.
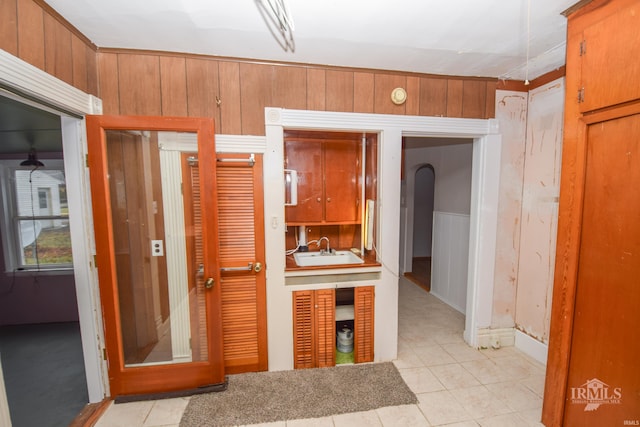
[391, 87, 407, 105]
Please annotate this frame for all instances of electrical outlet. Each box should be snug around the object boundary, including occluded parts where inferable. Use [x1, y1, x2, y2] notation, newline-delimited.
[151, 240, 164, 257]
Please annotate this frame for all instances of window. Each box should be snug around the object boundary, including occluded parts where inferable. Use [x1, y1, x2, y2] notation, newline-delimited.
[0, 160, 72, 272]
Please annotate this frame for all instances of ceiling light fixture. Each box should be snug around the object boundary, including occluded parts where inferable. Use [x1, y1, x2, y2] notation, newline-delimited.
[256, 0, 295, 52]
[20, 148, 45, 168]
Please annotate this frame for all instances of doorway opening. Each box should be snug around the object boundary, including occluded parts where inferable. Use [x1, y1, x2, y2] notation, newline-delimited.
[0, 94, 89, 426]
[405, 164, 435, 292]
[400, 137, 474, 316]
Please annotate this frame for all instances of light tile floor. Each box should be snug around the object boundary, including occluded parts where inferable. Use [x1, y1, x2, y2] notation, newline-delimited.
[95, 277, 546, 427]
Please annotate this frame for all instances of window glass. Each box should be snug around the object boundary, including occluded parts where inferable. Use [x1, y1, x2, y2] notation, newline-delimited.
[12, 168, 72, 269]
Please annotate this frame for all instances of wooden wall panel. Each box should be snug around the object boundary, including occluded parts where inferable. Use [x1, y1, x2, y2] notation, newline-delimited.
[185, 58, 220, 123]
[1, 0, 18, 56]
[240, 63, 273, 135]
[462, 80, 487, 118]
[97, 53, 120, 115]
[419, 77, 448, 117]
[159, 56, 188, 116]
[306, 69, 326, 110]
[71, 35, 88, 92]
[485, 80, 497, 118]
[446, 79, 464, 117]
[272, 66, 307, 110]
[44, 13, 73, 86]
[17, 0, 45, 69]
[117, 54, 162, 116]
[405, 76, 420, 116]
[218, 61, 242, 134]
[353, 72, 375, 113]
[374, 73, 406, 115]
[326, 70, 354, 112]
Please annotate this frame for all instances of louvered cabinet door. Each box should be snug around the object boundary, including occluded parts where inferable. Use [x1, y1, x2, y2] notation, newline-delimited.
[293, 290, 316, 369]
[315, 289, 336, 367]
[354, 286, 375, 363]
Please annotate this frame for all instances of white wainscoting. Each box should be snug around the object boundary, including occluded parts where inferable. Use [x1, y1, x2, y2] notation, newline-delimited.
[431, 211, 470, 314]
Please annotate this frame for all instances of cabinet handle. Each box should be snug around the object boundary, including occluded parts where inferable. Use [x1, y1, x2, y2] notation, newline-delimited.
[316, 197, 321, 202]
[327, 197, 331, 203]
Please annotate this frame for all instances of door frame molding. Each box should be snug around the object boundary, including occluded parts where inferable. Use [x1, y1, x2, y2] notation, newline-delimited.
[264, 108, 501, 370]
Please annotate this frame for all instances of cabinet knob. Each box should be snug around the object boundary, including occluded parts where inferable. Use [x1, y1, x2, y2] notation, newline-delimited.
[316, 197, 321, 202]
[204, 277, 215, 289]
[327, 197, 331, 203]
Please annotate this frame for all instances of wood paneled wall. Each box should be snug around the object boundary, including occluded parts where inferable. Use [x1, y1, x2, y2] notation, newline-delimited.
[1, 0, 98, 96]
[4, 1, 496, 134]
[98, 50, 497, 135]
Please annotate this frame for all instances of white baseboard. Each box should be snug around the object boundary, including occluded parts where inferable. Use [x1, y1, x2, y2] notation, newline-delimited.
[476, 327, 515, 349]
[515, 329, 548, 365]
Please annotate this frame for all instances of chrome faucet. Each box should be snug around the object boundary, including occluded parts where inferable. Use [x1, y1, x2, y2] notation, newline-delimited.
[316, 236, 332, 254]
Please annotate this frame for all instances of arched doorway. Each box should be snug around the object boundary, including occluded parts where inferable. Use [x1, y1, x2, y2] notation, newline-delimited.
[407, 164, 435, 291]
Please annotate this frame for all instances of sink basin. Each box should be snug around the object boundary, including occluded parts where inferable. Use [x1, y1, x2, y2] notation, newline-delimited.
[293, 250, 364, 267]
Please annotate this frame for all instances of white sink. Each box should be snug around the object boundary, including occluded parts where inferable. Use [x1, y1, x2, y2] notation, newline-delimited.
[293, 250, 364, 267]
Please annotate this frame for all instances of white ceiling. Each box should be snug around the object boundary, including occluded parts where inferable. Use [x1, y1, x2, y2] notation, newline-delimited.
[45, 0, 576, 81]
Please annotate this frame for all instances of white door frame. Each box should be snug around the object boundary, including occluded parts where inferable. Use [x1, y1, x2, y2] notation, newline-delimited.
[263, 108, 501, 354]
[0, 49, 106, 402]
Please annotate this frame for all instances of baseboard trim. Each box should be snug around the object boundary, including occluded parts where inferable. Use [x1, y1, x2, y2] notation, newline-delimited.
[514, 329, 548, 365]
[476, 327, 515, 349]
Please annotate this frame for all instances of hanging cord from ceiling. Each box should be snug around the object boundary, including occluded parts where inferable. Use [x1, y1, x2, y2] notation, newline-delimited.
[524, 0, 531, 85]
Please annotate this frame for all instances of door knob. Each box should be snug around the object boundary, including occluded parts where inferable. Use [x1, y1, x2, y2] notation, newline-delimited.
[254, 262, 263, 273]
[204, 277, 215, 289]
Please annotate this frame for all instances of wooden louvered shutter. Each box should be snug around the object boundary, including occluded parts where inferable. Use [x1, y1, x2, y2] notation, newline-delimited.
[354, 286, 374, 363]
[216, 154, 267, 373]
[293, 290, 315, 369]
[315, 289, 336, 367]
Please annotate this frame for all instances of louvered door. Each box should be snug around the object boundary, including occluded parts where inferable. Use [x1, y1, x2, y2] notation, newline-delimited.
[183, 153, 267, 374]
[292, 289, 336, 369]
[354, 286, 374, 363]
[315, 289, 336, 367]
[292, 290, 316, 369]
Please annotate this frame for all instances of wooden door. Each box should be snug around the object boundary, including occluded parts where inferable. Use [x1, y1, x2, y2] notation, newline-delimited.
[182, 153, 268, 374]
[315, 289, 336, 368]
[324, 139, 360, 223]
[354, 286, 374, 363]
[86, 115, 225, 398]
[561, 113, 640, 426]
[578, 0, 640, 112]
[284, 139, 323, 223]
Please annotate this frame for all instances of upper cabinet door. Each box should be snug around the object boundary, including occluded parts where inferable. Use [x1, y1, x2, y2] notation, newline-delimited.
[579, 0, 640, 112]
[284, 132, 361, 225]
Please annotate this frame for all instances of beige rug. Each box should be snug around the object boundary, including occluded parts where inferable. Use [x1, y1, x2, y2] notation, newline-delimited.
[179, 362, 416, 426]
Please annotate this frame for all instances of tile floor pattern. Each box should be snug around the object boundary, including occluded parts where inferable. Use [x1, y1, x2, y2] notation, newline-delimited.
[95, 277, 546, 427]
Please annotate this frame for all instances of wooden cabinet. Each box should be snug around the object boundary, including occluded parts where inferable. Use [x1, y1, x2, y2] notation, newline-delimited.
[292, 286, 374, 369]
[284, 132, 361, 225]
[543, 1, 640, 425]
[576, 0, 640, 112]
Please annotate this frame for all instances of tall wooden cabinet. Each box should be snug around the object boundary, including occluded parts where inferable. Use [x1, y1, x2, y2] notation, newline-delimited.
[292, 286, 374, 369]
[543, 1, 640, 425]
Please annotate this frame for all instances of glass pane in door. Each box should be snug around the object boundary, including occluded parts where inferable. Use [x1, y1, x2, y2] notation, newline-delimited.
[104, 129, 207, 367]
